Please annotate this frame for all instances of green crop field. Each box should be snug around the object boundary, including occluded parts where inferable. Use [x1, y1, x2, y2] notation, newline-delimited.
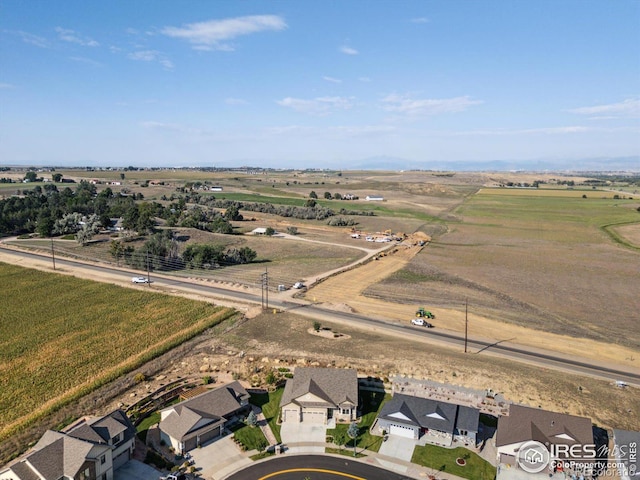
[0, 262, 236, 441]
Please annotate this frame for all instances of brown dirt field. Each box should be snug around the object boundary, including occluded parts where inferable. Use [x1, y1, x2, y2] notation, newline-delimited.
[614, 223, 640, 247]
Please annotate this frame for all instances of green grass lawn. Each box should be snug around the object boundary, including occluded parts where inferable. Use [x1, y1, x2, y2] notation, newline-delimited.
[250, 388, 284, 443]
[229, 422, 268, 451]
[135, 412, 160, 442]
[326, 390, 390, 453]
[411, 444, 496, 480]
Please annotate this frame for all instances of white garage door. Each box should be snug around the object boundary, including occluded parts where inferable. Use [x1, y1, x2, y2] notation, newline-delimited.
[390, 424, 415, 439]
[302, 411, 325, 424]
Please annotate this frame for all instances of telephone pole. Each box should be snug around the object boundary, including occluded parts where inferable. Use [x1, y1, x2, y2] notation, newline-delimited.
[146, 250, 151, 286]
[50, 237, 56, 270]
[464, 298, 468, 353]
[261, 269, 269, 310]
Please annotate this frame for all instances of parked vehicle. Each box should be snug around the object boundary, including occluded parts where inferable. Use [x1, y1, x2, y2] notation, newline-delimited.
[131, 276, 149, 284]
[293, 282, 305, 289]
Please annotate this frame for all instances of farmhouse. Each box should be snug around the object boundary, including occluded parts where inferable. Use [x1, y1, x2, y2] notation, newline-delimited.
[210, 186, 223, 191]
[495, 404, 593, 472]
[365, 195, 384, 201]
[159, 381, 250, 453]
[251, 227, 268, 235]
[372, 393, 479, 446]
[0, 410, 135, 480]
[280, 367, 358, 425]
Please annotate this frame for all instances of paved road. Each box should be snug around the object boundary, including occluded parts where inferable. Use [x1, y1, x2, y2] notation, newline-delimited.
[2, 246, 639, 386]
[224, 455, 412, 480]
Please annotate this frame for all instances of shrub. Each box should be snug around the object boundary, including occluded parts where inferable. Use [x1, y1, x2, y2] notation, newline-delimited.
[134, 373, 146, 383]
[203, 375, 212, 385]
[313, 321, 321, 332]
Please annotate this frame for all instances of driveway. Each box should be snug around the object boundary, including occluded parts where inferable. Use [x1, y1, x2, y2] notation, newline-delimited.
[187, 434, 252, 480]
[378, 435, 417, 462]
[280, 422, 327, 453]
[114, 460, 161, 480]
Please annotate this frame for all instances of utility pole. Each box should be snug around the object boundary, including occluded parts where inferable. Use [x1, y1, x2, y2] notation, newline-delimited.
[464, 298, 468, 353]
[50, 237, 56, 270]
[146, 250, 151, 286]
[261, 268, 269, 310]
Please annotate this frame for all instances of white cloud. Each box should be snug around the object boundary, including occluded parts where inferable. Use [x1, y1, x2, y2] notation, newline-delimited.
[55, 27, 99, 47]
[323, 76, 342, 84]
[128, 50, 174, 69]
[382, 94, 482, 115]
[162, 15, 287, 50]
[410, 17, 430, 23]
[340, 46, 359, 55]
[568, 98, 640, 118]
[277, 96, 354, 115]
[17, 31, 49, 48]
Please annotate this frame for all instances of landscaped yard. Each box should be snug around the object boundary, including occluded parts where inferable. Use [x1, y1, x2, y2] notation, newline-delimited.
[326, 390, 390, 454]
[249, 388, 284, 443]
[229, 422, 268, 452]
[411, 444, 496, 480]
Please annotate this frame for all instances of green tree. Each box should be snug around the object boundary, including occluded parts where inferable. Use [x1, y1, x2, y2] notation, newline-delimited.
[333, 193, 342, 200]
[265, 227, 275, 236]
[309, 191, 318, 199]
[324, 191, 332, 199]
[347, 422, 359, 456]
[182, 243, 225, 269]
[304, 199, 316, 208]
[24, 171, 38, 182]
[286, 226, 298, 235]
[52, 173, 63, 182]
[224, 204, 243, 221]
[246, 410, 258, 427]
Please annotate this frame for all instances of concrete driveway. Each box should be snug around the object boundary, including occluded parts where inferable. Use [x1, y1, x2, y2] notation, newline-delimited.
[378, 435, 417, 462]
[114, 460, 161, 480]
[187, 435, 251, 480]
[280, 422, 327, 453]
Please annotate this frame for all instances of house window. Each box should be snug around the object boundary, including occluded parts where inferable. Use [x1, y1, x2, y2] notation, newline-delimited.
[100, 455, 106, 465]
[341, 408, 350, 415]
[459, 429, 467, 436]
[112, 433, 121, 444]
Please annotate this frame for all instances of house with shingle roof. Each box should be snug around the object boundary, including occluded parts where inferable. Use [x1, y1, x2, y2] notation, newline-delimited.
[0, 410, 135, 480]
[159, 381, 250, 454]
[495, 404, 593, 471]
[372, 393, 480, 445]
[280, 367, 358, 424]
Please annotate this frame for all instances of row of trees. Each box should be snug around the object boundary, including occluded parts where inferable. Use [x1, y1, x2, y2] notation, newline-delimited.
[110, 230, 257, 271]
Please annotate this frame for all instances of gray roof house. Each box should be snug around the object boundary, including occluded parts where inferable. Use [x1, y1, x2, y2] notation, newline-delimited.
[159, 381, 250, 453]
[280, 367, 358, 425]
[495, 404, 593, 475]
[0, 410, 135, 480]
[373, 393, 480, 446]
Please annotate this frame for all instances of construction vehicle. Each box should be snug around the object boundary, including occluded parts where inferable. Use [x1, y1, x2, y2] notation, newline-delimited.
[415, 307, 435, 319]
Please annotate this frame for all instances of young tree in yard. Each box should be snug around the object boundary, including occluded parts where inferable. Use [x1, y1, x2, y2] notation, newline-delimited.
[265, 227, 275, 236]
[246, 410, 258, 427]
[347, 422, 359, 457]
[256, 438, 268, 453]
[333, 430, 347, 450]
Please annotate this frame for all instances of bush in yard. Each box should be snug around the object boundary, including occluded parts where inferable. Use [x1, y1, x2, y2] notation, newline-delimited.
[313, 321, 321, 332]
[246, 410, 258, 427]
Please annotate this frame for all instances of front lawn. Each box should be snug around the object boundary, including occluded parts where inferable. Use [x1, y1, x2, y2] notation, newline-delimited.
[326, 390, 390, 453]
[250, 387, 284, 443]
[411, 444, 496, 480]
[135, 411, 160, 442]
[230, 422, 268, 452]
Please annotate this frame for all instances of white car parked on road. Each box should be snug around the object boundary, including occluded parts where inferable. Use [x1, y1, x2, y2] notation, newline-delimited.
[411, 318, 433, 327]
[131, 276, 149, 284]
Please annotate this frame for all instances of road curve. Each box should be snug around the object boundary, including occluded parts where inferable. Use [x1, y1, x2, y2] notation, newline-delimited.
[1, 245, 638, 386]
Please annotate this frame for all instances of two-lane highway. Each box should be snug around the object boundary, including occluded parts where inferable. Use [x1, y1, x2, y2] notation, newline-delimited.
[2, 245, 639, 386]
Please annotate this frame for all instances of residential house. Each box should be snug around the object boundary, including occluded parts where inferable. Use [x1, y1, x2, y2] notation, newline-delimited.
[0, 410, 135, 480]
[612, 429, 640, 480]
[365, 195, 384, 201]
[495, 404, 593, 472]
[159, 381, 250, 453]
[373, 393, 480, 446]
[210, 186, 223, 192]
[280, 367, 358, 425]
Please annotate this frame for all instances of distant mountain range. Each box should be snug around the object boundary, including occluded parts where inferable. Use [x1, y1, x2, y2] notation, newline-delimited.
[346, 155, 640, 172]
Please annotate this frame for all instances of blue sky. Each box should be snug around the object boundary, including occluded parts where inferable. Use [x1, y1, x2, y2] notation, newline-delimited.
[1, 0, 639, 169]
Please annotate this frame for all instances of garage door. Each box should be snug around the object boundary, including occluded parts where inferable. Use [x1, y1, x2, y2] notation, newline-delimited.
[390, 424, 415, 439]
[302, 411, 325, 424]
[198, 425, 221, 446]
[282, 409, 299, 423]
[112, 449, 130, 471]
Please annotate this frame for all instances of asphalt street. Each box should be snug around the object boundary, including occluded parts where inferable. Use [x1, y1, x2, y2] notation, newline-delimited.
[2, 246, 638, 386]
[224, 454, 412, 480]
